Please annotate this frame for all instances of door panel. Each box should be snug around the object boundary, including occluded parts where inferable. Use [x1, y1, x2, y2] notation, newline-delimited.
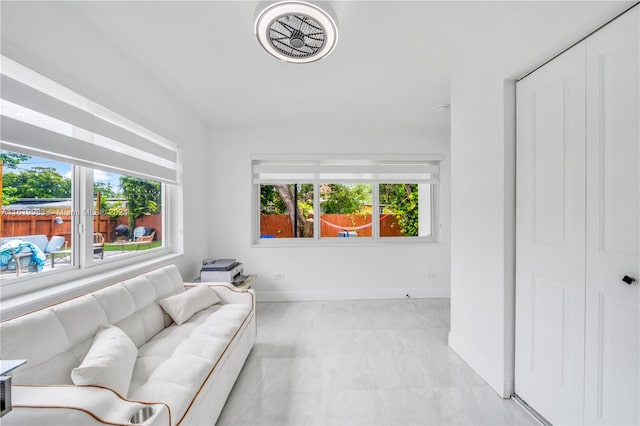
[515, 42, 586, 426]
[584, 8, 639, 425]
[530, 275, 567, 385]
[533, 82, 571, 245]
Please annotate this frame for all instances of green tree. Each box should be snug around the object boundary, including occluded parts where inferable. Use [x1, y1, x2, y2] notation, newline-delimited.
[0, 152, 30, 169]
[1, 152, 31, 205]
[119, 176, 161, 231]
[320, 184, 371, 214]
[2, 186, 19, 206]
[104, 200, 125, 218]
[260, 185, 287, 214]
[94, 182, 117, 199]
[260, 184, 313, 237]
[2, 167, 71, 199]
[94, 181, 118, 213]
[379, 184, 419, 236]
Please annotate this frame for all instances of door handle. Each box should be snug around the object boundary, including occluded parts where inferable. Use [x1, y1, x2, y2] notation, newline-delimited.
[622, 275, 637, 285]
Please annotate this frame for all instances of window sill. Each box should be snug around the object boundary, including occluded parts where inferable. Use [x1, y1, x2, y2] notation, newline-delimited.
[251, 237, 440, 248]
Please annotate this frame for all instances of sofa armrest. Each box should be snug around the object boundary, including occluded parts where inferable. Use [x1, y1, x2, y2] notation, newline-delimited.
[185, 282, 255, 307]
[4, 385, 170, 426]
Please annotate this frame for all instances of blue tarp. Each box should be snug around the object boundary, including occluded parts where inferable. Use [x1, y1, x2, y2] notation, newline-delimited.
[0, 240, 46, 271]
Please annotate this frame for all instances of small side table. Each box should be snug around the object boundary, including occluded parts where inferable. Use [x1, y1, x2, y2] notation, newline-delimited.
[1, 359, 26, 417]
[194, 274, 257, 290]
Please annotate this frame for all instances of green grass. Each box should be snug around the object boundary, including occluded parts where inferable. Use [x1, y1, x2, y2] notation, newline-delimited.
[103, 241, 163, 251]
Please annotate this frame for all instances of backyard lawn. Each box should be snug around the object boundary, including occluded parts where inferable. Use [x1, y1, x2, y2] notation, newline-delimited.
[103, 241, 162, 251]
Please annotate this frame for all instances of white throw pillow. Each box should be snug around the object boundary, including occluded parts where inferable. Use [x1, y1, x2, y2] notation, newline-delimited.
[158, 285, 221, 325]
[71, 325, 137, 397]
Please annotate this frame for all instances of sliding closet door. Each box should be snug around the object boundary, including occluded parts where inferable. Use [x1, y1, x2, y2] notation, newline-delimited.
[584, 8, 639, 425]
[515, 43, 586, 425]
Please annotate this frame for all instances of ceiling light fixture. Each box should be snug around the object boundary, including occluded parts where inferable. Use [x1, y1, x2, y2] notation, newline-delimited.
[254, 1, 339, 64]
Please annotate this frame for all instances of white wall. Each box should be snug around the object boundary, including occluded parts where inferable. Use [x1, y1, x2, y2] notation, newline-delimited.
[207, 127, 450, 301]
[0, 3, 209, 292]
[447, 2, 632, 399]
[449, 69, 515, 397]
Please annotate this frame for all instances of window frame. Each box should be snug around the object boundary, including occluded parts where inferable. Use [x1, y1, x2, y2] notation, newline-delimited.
[84, 167, 169, 269]
[318, 182, 374, 239]
[0, 160, 175, 299]
[252, 154, 441, 246]
[0, 56, 181, 300]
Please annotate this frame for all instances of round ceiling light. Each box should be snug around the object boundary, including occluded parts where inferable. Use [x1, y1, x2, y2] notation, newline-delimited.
[254, 1, 339, 64]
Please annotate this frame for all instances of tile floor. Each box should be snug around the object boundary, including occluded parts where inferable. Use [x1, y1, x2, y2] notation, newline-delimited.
[217, 299, 537, 426]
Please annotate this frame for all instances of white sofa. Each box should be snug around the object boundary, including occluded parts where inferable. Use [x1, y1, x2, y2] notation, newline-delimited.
[0, 264, 256, 425]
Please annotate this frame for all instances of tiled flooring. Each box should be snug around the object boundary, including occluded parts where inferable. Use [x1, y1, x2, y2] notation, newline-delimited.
[217, 299, 536, 426]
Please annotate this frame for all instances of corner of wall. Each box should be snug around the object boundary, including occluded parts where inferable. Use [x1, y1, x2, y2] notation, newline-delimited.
[449, 69, 516, 399]
[448, 330, 510, 398]
[502, 78, 517, 398]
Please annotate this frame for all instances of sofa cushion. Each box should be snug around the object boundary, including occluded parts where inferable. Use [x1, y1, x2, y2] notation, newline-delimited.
[0, 308, 76, 384]
[144, 267, 185, 298]
[52, 297, 108, 346]
[71, 325, 138, 397]
[1, 265, 186, 386]
[158, 285, 221, 325]
[93, 285, 137, 324]
[128, 303, 251, 422]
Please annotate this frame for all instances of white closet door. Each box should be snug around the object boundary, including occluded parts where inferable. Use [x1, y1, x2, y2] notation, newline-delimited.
[584, 8, 639, 425]
[515, 43, 586, 425]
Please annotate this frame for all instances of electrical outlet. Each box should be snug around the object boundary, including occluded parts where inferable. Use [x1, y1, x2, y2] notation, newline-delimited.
[275, 273, 285, 280]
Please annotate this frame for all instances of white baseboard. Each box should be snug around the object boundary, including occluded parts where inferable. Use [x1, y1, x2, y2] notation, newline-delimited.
[255, 287, 450, 302]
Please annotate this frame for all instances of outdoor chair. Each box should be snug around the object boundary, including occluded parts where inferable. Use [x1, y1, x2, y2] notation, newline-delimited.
[93, 233, 105, 259]
[46, 236, 69, 268]
[132, 226, 146, 240]
[134, 231, 155, 249]
[1, 235, 64, 276]
[0, 246, 35, 276]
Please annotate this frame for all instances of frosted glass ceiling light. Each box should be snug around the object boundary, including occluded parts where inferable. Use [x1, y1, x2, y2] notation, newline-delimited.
[255, 1, 338, 64]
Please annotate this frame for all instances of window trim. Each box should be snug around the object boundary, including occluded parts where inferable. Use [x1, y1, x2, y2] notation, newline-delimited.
[0, 56, 183, 300]
[0, 161, 175, 299]
[85, 168, 169, 269]
[252, 154, 441, 246]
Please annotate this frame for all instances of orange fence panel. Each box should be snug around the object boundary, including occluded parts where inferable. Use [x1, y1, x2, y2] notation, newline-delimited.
[380, 214, 405, 237]
[319, 214, 372, 237]
[1, 214, 73, 246]
[260, 213, 404, 238]
[260, 214, 294, 238]
[2, 214, 163, 245]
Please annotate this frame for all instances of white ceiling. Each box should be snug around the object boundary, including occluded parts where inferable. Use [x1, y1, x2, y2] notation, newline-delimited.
[1, 1, 635, 130]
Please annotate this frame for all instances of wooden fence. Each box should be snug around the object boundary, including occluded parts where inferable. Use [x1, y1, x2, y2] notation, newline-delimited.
[1, 214, 162, 245]
[260, 213, 405, 238]
[260, 214, 296, 238]
[320, 214, 373, 237]
[1, 214, 74, 245]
